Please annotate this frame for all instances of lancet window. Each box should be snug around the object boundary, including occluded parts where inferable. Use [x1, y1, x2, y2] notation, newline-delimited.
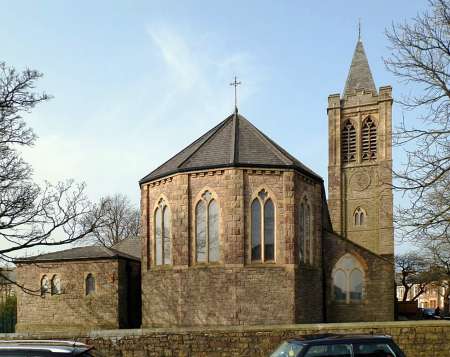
[195, 190, 220, 263]
[342, 120, 356, 163]
[361, 117, 377, 160]
[154, 198, 171, 265]
[299, 198, 313, 264]
[85, 273, 95, 295]
[354, 207, 366, 226]
[251, 189, 275, 262]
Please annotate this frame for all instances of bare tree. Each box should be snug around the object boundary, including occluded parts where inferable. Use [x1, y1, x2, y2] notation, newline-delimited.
[0, 61, 107, 267]
[385, 0, 450, 242]
[395, 252, 434, 301]
[425, 240, 450, 313]
[81, 193, 140, 247]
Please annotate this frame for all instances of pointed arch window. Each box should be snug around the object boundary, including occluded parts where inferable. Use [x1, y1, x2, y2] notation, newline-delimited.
[342, 120, 356, 163]
[85, 273, 95, 296]
[354, 207, 366, 226]
[251, 189, 275, 262]
[51, 275, 61, 295]
[361, 117, 377, 160]
[299, 199, 313, 264]
[195, 190, 220, 263]
[154, 198, 171, 265]
[332, 254, 365, 303]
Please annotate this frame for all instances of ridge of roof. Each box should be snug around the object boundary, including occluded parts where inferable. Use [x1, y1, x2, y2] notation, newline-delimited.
[15, 244, 139, 263]
[140, 112, 322, 184]
[139, 117, 231, 184]
[343, 40, 377, 95]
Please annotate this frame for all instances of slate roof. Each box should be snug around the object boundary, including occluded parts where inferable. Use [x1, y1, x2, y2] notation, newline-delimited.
[15, 241, 140, 263]
[111, 237, 141, 259]
[140, 112, 322, 184]
[344, 40, 377, 95]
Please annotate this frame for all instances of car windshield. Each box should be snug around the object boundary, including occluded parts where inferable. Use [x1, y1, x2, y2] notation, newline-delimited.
[270, 341, 305, 357]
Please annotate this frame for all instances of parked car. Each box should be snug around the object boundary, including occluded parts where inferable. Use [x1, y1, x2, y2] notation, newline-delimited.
[0, 340, 103, 356]
[270, 334, 405, 357]
[421, 308, 438, 319]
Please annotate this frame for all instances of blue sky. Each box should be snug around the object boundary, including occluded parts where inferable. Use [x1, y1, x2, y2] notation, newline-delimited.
[2, 1, 428, 252]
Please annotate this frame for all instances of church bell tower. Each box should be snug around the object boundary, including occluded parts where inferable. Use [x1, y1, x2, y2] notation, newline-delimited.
[327, 38, 394, 259]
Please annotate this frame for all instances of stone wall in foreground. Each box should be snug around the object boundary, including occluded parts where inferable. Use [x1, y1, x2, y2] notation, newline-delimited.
[5, 320, 450, 357]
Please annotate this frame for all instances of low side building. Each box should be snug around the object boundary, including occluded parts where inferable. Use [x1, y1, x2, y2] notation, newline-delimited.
[14, 238, 141, 333]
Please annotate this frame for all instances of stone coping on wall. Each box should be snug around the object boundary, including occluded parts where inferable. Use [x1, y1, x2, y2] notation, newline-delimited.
[3, 320, 450, 339]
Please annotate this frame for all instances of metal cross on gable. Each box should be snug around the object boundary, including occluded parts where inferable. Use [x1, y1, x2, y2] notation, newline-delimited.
[230, 75, 241, 113]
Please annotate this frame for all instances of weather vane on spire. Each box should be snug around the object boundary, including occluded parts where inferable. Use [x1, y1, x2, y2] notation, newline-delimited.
[358, 18, 361, 41]
[230, 75, 241, 113]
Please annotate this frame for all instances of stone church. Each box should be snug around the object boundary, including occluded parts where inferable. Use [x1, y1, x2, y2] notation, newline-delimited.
[14, 37, 394, 332]
[139, 38, 394, 327]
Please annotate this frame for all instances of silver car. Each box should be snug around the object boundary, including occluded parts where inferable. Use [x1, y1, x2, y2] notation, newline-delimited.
[0, 340, 104, 356]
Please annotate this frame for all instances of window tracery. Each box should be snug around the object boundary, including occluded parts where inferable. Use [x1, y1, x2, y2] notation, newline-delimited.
[195, 190, 220, 263]
[361, 117, 377, 161]
[354, 207, 366, 226]
[154, 198, 171, 265]
[251, 189, 275, 262]
[342, 120, 356, 163]
[332, 254, 365, 303]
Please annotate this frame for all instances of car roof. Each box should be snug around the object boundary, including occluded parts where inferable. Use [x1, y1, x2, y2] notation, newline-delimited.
[287, 334, 393, 345]
[0, 340, 91, 353]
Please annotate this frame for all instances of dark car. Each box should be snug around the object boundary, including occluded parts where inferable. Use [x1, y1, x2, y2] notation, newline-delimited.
[421, 308, 438, 319]
[0, 340, 103, 356]
[270, 334, 405, 357]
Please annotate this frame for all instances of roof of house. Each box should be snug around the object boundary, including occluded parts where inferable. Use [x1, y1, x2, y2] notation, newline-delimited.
[111, 237, 141, 259]
[15, 237, 141, 263]
[140, 112, 322, 184]
[343, 40, 377, 95]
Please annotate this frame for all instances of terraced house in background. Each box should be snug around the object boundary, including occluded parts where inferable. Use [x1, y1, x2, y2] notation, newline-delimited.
[15, 37, 395, 332]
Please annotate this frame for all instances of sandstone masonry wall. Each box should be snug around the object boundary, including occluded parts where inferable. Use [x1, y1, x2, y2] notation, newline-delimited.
[323, 231, 394, 322]
[16, 259, 121, 333]
[141, 168, 325, 327]
[6, 321, 450, 357]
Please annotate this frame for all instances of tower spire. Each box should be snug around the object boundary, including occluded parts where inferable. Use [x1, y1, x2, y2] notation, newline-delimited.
[343, 38, 376, 95]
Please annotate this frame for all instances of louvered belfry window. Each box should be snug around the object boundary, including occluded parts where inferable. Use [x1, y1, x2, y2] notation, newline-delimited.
[342, 120, 356, 163]
[361, 118, 377, 160]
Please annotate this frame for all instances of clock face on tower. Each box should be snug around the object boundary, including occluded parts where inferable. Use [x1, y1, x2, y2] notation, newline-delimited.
[350, 171, 371, 192]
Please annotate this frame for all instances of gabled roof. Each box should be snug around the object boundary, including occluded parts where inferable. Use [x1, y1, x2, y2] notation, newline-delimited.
[343, 40, 377, 95]
[140, 112, 322, 184]
[111, 237, 141, 259]
[15, 242, 140, 263]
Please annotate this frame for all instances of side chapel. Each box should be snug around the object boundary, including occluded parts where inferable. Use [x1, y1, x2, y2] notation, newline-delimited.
[139, 38, 395, 327]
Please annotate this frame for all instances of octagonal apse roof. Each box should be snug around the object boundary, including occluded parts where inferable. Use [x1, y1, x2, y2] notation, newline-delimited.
[139, 112, 322, 184]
